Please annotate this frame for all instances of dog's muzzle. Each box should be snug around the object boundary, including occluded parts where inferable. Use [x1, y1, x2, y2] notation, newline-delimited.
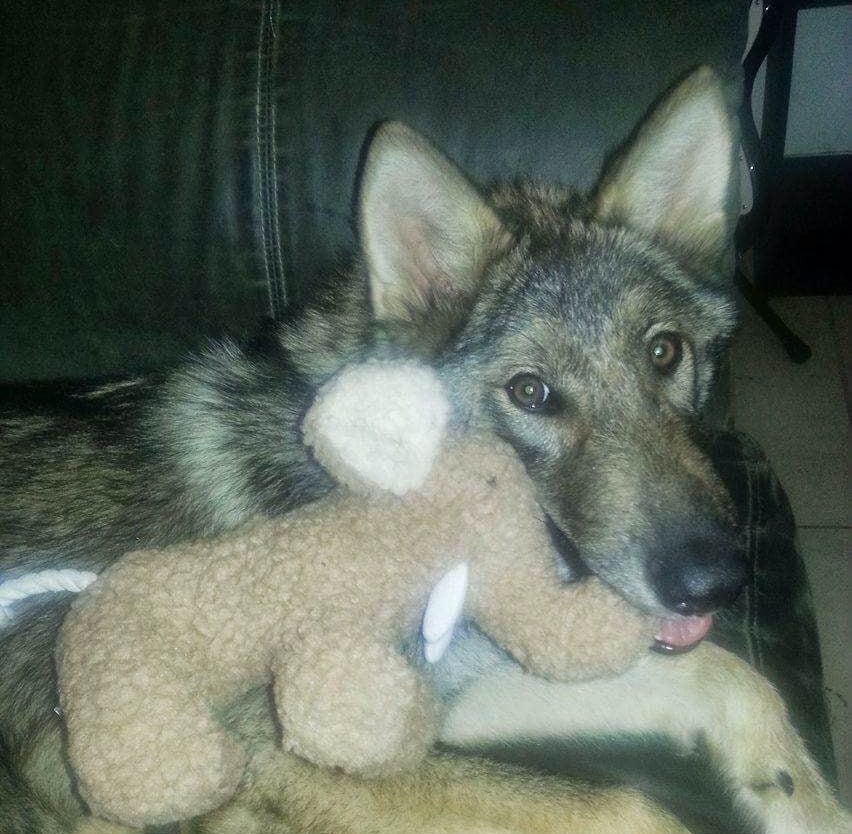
[647, 521, 747, 617]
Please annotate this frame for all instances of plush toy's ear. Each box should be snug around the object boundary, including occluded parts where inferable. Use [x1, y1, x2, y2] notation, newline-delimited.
[302, 361, 450, 496]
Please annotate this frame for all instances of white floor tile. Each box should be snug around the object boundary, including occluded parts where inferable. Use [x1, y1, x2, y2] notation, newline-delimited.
[733, 296, 839, 382]
[732, 307, 849, 528]
[797, 526, 851, 806]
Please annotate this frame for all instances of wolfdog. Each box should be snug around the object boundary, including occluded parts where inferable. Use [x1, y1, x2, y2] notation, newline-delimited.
[0, 67, 847, 834]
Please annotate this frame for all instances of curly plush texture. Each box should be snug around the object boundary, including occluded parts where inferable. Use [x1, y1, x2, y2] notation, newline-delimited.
[56, 363, 658, 829]
[301, 360, 450, 496]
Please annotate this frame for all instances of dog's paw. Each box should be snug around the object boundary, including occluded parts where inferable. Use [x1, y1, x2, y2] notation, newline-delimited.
[739, 782, 851, 834]
[705, 652, 850, 834]
[736, 766, 851, 834]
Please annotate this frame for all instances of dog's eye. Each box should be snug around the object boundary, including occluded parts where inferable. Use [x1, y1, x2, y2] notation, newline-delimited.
[649, 332, 682, 374]
[507, 374, 550, 411]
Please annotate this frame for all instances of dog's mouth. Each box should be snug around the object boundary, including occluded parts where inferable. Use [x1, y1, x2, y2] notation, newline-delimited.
[653, 614, 714, 653]
[545, 515, 713, 653]
[544, 516, 592, 582]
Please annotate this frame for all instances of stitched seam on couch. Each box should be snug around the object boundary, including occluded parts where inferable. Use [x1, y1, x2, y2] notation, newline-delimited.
[255, 0, 287, 319]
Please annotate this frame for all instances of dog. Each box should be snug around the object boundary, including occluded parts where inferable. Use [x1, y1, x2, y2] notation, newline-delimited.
[0, 67, 847, 834]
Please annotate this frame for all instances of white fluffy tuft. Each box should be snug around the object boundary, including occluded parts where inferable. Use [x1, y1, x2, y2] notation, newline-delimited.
[302, 361, 450, 496]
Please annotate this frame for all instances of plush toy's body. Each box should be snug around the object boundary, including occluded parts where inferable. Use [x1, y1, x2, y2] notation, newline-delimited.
[56, 363, 656, 828]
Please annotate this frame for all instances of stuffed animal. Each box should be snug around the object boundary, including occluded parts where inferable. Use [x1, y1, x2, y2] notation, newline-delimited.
[56, 360, 658, 829]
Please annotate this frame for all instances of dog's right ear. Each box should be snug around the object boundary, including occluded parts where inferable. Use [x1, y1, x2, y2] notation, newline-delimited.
[593, 67, 737, 267]
[358, 122, 508, 323]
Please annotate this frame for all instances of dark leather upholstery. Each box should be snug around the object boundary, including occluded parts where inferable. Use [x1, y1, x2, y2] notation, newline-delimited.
[711, 431, 836, 785]
[1, 0, 746, 379]
[2, 2, 266, 379]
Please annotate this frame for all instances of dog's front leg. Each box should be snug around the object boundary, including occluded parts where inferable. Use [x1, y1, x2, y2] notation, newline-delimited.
[442, 641, 849, 834]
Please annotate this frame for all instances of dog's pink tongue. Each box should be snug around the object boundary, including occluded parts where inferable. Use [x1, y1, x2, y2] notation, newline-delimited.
[655, 614, 713, 651]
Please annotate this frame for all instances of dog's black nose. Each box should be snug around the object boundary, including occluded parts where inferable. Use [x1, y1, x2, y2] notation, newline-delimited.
[649, 530, 747, 615]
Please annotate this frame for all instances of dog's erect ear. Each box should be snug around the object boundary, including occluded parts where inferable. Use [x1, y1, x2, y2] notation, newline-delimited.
[594, 67, 737, 265]
[359, 122, 508, 322]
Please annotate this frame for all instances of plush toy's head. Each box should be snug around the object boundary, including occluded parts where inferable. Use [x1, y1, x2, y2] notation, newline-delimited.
[300, 360, 657, 674]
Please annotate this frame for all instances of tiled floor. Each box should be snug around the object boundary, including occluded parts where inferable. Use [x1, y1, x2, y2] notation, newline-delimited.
[730, 295, 850, 806]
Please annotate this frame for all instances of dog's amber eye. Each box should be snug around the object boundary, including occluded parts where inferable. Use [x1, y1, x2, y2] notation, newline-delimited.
[507, 374, 550, 411]
[649, 332, 682, 374]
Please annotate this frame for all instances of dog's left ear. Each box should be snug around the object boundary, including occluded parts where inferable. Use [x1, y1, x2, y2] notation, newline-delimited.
[594, 67, 737, 266]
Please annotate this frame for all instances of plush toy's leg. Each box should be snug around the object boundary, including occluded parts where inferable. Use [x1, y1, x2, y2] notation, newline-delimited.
[473, 574, 655, 681]
[443, 642, 851, 834]
[273, 634, 441, 776]
[64, 676, 247, 828]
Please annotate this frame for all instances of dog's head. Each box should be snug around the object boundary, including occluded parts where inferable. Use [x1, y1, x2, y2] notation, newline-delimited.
[355, 68, 745, 638]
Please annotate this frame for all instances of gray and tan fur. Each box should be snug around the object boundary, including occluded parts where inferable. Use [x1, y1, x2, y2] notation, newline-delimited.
[0, 67, 847, 834]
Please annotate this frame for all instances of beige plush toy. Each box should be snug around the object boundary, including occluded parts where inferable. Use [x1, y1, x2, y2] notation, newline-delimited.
[56, 361, 658, 829]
